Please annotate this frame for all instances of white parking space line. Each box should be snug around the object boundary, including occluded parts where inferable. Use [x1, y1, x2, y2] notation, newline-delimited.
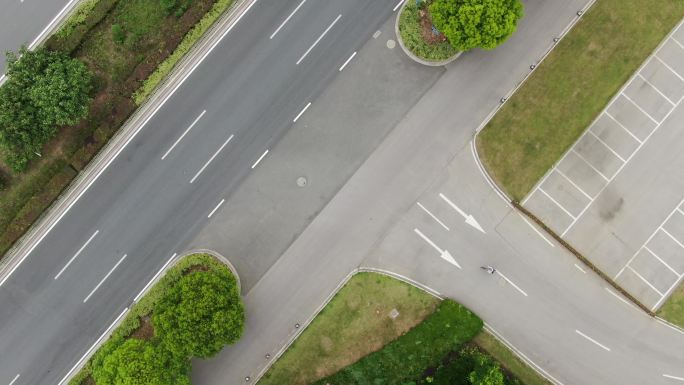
[189, 134, 234, 183]
[134, 253, 176, 302]
[83, 254, 127, 303]
[269, 0, 306, 39]
[338, 51, 357, 72]
[555, 169, 594, 201]
[604, 112, 643, 144]
[575, 329, 611, 351]
[57, 307, 129, 385]
[208, 199, 226, 218]
[621, 93, 660, 124]
[587, 130, 626, 162]
[627, 265, 664, 296]
[644, 245, 681, 277]
[8, 374, 20, 385]
[296, 14, 342, 65]
[538, 188, 576, 220]
[570, 148, 610, 181]
[654, 55, 684, 82]
[670, 36, 684, 50]
[664, 374, 684, 382]
[678, 207, 684, 216]
[416, 202, 449, 231]
[637, 73, 676, 106]
[293, 102, 311, 122]
[655, 275, 684, 310]
[518, 214, 554, 247]
[574, 263, 586, 273]
[54, 230, 100, 280]
[161, 110, 206, 160]
[251, 149, 269, 169]
[393, 0, 404, 11]
[661, 227, 684, 250]
[605, 287, 642, 313]
[495, 271, 528, 297]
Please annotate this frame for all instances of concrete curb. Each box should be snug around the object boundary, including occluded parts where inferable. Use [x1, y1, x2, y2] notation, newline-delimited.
[180, 248, 242, 294]
[394, 0, 461, 67]
[0, 0, 257, 286]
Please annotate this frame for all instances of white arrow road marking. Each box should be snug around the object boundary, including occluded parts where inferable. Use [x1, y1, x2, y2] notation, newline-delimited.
[413, 228, 461, 269]
[439, 193, 485, 233]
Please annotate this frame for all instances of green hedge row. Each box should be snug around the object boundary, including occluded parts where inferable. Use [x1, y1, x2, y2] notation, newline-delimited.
[132, 0, 236, 104]
[312, 300, 483, 385]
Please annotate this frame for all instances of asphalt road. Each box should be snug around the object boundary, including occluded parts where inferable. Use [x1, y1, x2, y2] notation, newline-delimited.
[0, 0, 401, 384]
[0, 0, 77, 76]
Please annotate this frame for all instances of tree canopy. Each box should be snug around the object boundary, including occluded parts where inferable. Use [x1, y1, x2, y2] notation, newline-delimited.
[91, 338, 190, 385]
[429, 0, 523, 51]
[0, 47, 91, 170]
[153, 270, 244, 358]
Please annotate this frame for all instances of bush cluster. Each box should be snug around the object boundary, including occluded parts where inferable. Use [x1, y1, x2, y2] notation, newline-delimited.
[88, 254, 244, 385]
[0, 48, 91, 171]
[312, 300, 483, 385]
[413, 346, 520, 385]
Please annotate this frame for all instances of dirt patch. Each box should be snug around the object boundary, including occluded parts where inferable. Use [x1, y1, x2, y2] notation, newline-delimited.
[184, 264, 210, 275]
[419, 8, 447, 45]
[129, 315, 154, 340]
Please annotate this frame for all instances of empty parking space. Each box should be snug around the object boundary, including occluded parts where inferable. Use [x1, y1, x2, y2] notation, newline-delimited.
[522, 20, 684, 309]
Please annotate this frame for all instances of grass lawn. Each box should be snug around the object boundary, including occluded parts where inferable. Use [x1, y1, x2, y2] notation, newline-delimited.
[474, 331, 552, 385]
[476, 0, 684, 202]
[258, 272, 440, 385]
[657, 284, 684, 329]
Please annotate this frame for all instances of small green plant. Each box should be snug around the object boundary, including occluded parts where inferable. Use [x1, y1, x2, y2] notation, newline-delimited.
[111, 24, 125, 44]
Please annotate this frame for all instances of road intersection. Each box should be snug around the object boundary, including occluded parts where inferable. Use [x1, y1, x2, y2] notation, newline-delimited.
[0, 1, 682, 385]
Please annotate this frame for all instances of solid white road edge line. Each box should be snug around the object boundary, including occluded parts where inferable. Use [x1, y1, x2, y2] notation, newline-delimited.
[83, 254, 127, 303]
[392, 0, 404, 12]
[339, 51, 357, 71]
[495, 271, 528, 297]
[518, 213, 554, 247]
[161, 110, 206, 160]
[664, 374, 684, 382]
[0, 0, 259, 288]
[484, 323, 566, 385]
[28, 0, 80, 49]
[54, 230, 100, 280]
[575, 329, 611, 351]
[293, 102, 311, 122]
[656, 317, 684, 337]
[190, 134, 234, 183]
[269, 0, 306, 39]
[296, 14, 341, 65]
[208, 199, 225, 218]
[604, 287, 642, 313]
[251, 149, 269, 169]
[8, 374, 20, 385]
[133, 253, 177, 302]
[416, 202, 450, 231]
[57, 307, 129, 385]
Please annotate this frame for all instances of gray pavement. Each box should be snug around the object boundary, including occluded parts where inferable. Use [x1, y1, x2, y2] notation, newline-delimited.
[0, 1, 402, 384]
[0, 0, 77, 76]
[522, 20, 684, 310]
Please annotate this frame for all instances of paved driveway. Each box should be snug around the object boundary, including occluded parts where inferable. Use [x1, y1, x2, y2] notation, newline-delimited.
[522, 20, 684, 310]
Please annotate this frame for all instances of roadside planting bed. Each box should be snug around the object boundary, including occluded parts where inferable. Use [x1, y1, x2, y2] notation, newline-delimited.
[0, 0, 234, 259]
[68, 253, 244, 385]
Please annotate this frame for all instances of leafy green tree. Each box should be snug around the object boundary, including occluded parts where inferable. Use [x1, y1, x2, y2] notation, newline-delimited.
[91, 338, 190, 385]
[467, 348, 505, 385]
[0, 47, 91, 170]
[428, 0, 523, 51]
[153, 270, 244, 358]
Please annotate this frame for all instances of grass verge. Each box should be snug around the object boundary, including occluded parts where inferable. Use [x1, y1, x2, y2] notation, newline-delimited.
[68, 253, 241, 385]
[476, 0, 684, 201]
[258, 272, 441, 385]
[0, 0, 231, 261]
[473, 331, 552, 385]
[398, 2, 459, 62]
[657, 283, 684, 329]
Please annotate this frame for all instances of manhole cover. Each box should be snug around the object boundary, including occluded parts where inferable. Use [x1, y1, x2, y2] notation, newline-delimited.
[296, 176, 308, 187]
[386, 39, 396, 49]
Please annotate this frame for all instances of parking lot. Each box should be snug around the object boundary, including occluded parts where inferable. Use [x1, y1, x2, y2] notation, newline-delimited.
[522, 20, 684, 310]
